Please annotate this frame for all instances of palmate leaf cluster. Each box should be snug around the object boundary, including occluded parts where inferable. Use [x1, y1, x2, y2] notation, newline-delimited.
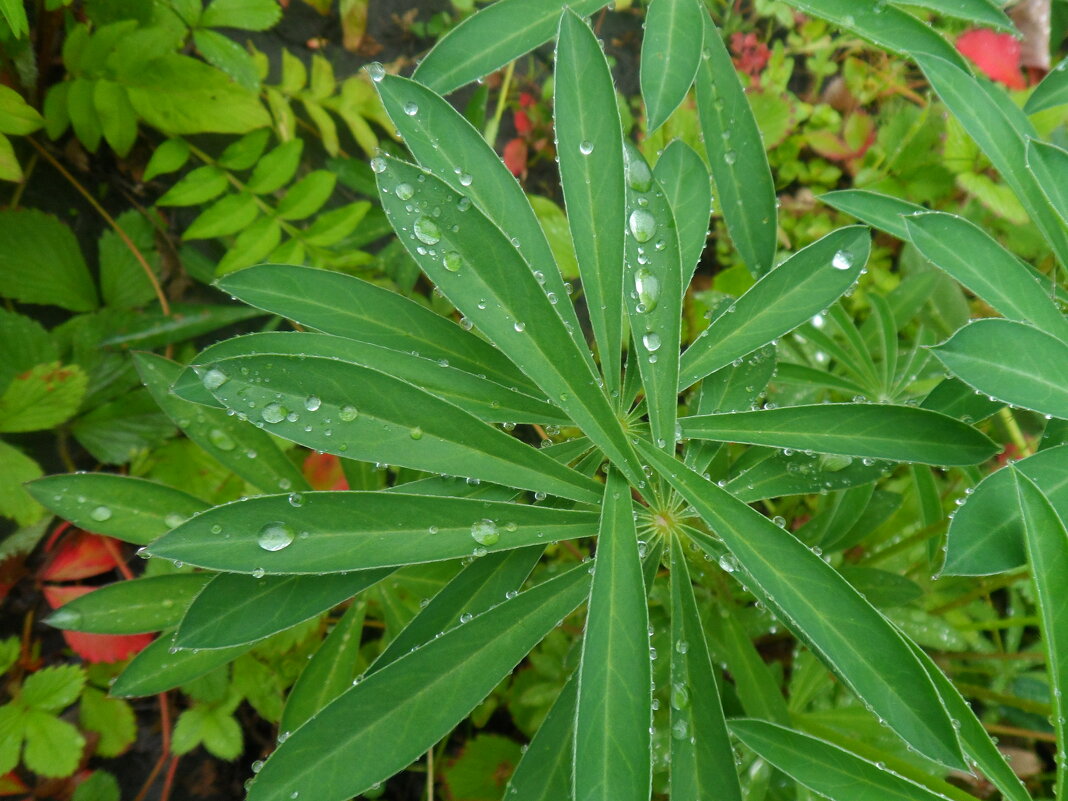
[30, 0, 1068, 800]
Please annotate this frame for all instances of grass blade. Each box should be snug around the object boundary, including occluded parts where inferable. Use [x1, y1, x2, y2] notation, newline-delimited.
[641, 0, 704, 132]
[147, 491, 597, 574]
[680, 403, 999, 466]
[574, 469, 651, 801]
[695, 13, 777, 275]
[246, 564, 592, 801]
[555, 9, 626, 399]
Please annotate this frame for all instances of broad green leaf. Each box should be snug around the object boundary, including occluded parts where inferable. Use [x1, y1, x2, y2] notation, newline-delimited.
[623, 143, 683, 450]
[68, 77, 102, 151]
[574, 471, 650, 801]
[680, 403, 998, 466]
[45, 574, 212, 634]
[944, 445, 1068, 575]
[370, 546, 542, 673]
[198, 353, 599, 502]
[175, 332, 567, 425]
[217, 129, 270, 170]
[668, 536, 743, 801]
[0, 85, 44, 135]
[247, 140, 303, 194]
[156, 165, 228, 206]
[79, 689, 136, 758]
[374, 75, 590, 364]
[21, 664, 86, 710]
[731, 720, 958, 801]
[193, 29, 260, 91]
[280, 601, 365, 733]
[637, 441, 966, 768]
[0, 0, 28, 38]
[183, 192, 259, 240]
[915, 54, 1068, 270]
[1025, 60, 1068, 114]
[695, 14, 777, 276]
[276, 170, 335, 220]
[110, 632, 251, 698]
[0, 440, 44, 526]
[904, 212, 1068, 341]
[891, 0, 1011, 29]
[725, 446, 889, 502]
[148, 491, 597, 574]
[930, 319, 1068, 419]
[303, 201, 370, 246]
[246, 565, 592, 801]
[505, 674, 577, 801]
[93, 80, 137, 156]
[653, 140, 712, 287]
[21, 712, 84, 778]
[820, 189, 921, 240]
[215, 216, 281, 274]
[0, 363, 87, 433]
[135, 353, 310, 494]
[641, 0, 704, 132]
[1013, 467, 1068, 796]
[375, 156, 643, 484]
[1027, 139, 1068, 228]
[201, 0, 282, 30]
[176, 571, 390, 649]
[556, 10, 626, 399]
[98, 210, 162, 310]
[920, 376, 1003, 423]
[216, 264, 535, 394]
[98, 304, 264, 350]
[143, 138, 190, 181]
[70, 389, 175, 466]
[0, 210, 97, 311]
[411, 0, 610, 94]
[679, 227, 870, 388]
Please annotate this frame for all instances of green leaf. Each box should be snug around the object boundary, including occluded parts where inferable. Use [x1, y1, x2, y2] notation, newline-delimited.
[892, 0, 1012, 29]
[110, 633, 251, 698]
[176, 571, 389, 649]
[72, 768, 122, 801]
[641, 0, 703, 132]
[193, 29, 260, 91]
[122, 54, 271, 135]
[215, 216, 281, 274]
[98, 210, 162, 310]
[679, 226, 869, 388]
[820, 189, 921, 240]
[375, 156, 643, 484]
[724, 446, 889, 503]
[280, 601, 365, 733]
[0, 0, 28, 38]
[653, 140, 712, 287]
[216, 264, 536, 394]
[505, 675, 577, 801]
[731, 720, 959, 801]
[680, 403, 998, 466]
[302, 202, 369, 246]
[70, 389, 175, 466]
[0, 440, 44, 525]
[276, 170, 335, 220]
[183, 192, 259, 239]
[68, 77, 102, 152]
[172, 701, 243, 759]
[79, 689, 136, 758]
[636, 441, 966, 768]
[217, 129, 271, 170]
[156, 165, 229, 207]
[45, 575, 212, 634]
[0, 705, 23, 775]
[201, 0, 282, 30]
[21, 711, 84, 778]
[0, 85, 43, 135]
[930, 319, 1068, 420]
[375, 75, 590, 366]
[148, 491, 597, 573]
[904, 212, 1068, 341]
[944, 445, 1068, 575]
[574, 471, 650, 801]
[1012, 467, 1068, 796]
[247, 140, 303, 194]
[695, 14, 777, 276]
[21, 665, 86, 711]
[555, 9, 626, 398]
[442, 734, 523, 800]
[0, 311, 53, 387]
[246, 564, 591, 801]
[143, 138, 190, 181]
[0, 209, 98, 311]
[1027, 139, 1068, 229]
[198, 353, 600, 501]
[0, 363, 87, 433]
[1025, 59, 1068, 114]
[134, 352, 310, 494]
[668, 535, 743, 801]
[411, 0, 610, 94]
[93, 80, 137, 156]
[0, 132, 22, 181]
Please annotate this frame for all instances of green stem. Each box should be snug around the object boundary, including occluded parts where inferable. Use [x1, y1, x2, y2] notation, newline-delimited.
[483, 60, 515, 146]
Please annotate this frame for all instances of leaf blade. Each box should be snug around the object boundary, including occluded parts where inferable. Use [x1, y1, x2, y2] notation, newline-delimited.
[641, 0, 704, 132]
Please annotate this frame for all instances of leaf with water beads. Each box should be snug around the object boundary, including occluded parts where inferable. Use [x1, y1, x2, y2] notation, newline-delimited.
[147, 491, 598, 574]
[653, 140, 712, 289]
[44, 574, 212, 634]
[110, 632, 252, 697]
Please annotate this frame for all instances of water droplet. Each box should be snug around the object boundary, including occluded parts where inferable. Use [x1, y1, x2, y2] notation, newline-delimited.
[304, 395, 321, 412]
[252, 760, 264, 774]
[262, 402, 287, 424]
[672, 719, 689, 740]
[89, 505, 112, 522]
[414, 215, 441, 245]
[252, 567, 266, 579]
[579, 140, 594, 155]
[370, 156, 387, 173]
[288, 493, 304, 508]
[395, 182, 414, 200]
[443, 250, 463, 272]
[718, 555, 737, 573]
[625, 149, 653, 191]
[724, 150, 737, 165]
[409, 427, 424, 440]
[470, 519, 499, 546]
[832, 249, 854, 270]
[366, 62, 385, 82]
[458, 173, 473, 187]
[257, 522, 295, 552]
[460, 612, 473, 624]
[635, 268, 660, 312]
[642, 332, 661, 352]
[339, 405, 359, 422]
[629, 208, 657, 243]
[403, 101, 419, 116]
[208, 428, 236, 451]
[671, 683, 690, 710]
[514, 321, 526, 333]
[675, 639, 689, 654]
[202, 368, 228, 391]
[164, 513, 185, 528]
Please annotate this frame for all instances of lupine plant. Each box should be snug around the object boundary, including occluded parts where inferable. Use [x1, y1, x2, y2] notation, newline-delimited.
[29, 0, 1068, 799]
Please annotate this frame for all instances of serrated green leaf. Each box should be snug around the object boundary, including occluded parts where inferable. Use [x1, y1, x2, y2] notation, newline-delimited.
[555, 10, 626, 398]
[148, 491, 597, 573]
[98, 210, 162, 310]
[72, 768, 121, 801]
[679, 226, 870, 388]
[21, 710, 84, 777]
[110, 632, 251, 697]
[931, 319, 1068, 419]
[79, 689, 136, 758]
[680, 403, 998, 465]
[248, 140, 303, 194]
[173, 701, 243, 759]
[574, 471, 650, 801]
[1025, 61, 1068, 114]
[668, 536, 743, 801]
[45, 574, 212, 634]
[157, 165, 229, 207]
[696, 14, 776, 276]
[641, 0, 703, 132]
[411, 0, 610, 95]
[21, 665, 86, 711]
[0, 440, 44, 525]
[193, 29, 260, 91]
[183, 192, 259, 240]
[0, 209, 98, 311]
[637, 441, 966, 769]
[0, 363, 87, 433]
[276, 170, 335, 220]
[176, 571, 389, 649]
[0, 309, 54, 393]
[143, 138, 190, 181]
[653, 140, 711, 287]
[246, 564, 591, 801]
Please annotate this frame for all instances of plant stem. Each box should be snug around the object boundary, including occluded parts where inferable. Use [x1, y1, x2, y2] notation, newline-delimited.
[483, 60, 515, 146]
[998, 407, 1031, 456]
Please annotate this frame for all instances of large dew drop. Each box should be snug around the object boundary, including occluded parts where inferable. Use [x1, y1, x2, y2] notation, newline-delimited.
[470, 519, 500, 546]
[634, 268, 660, 312]
[642, 332, 662, 352]
[395, 182, 414, 200]
[443, 251, 463, 272]
[629, 209, 657, 243]
[262, 403, 287, 424]
[208, 428, 236, 451]
[90, 505, 112, 522]
[413, 216, 442, 246]
[257, 521, 295, 552]
[832, 249, 854, 270]
[201, 368, 229, 391]
[625, 149, 653, 192]
[339, 405, 359, 422]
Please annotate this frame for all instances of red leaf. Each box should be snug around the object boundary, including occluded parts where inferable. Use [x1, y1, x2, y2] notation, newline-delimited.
[302, 452, 348, 490]
[514, 110, 532, 136]
[38, 531, 120, 582]
[503, 138, 528, 178]
[730, 31, 770, 78]
[956, 29, 1026, 90]
[43, 585, 153, 663]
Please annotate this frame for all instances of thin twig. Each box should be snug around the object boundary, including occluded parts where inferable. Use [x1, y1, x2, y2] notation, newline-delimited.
[983, 722, 1058, 744]
[100, 536, 135, 581]
[426, 748, 434, 801]
[159, 755, 180, 801]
